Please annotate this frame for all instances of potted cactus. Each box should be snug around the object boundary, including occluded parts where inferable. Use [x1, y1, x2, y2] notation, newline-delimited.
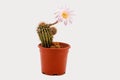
[37, 7, 73, 75]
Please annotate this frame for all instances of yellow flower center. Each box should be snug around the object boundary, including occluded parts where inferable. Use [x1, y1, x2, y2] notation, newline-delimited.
[62, 11, 69, 19]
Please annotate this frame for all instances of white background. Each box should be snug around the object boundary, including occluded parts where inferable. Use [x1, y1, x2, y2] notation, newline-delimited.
[0, 0, 120, 80]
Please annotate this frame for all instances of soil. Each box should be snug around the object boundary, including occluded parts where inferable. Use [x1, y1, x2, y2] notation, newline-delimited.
[50, 42, 63, 48]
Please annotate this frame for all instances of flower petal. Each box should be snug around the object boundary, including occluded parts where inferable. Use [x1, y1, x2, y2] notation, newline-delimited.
[64, 20, 67, 26]
[58, 17, 63, 22]
[69, 19, 72, 24]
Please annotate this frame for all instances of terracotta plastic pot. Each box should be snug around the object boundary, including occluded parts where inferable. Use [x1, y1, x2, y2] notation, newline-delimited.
[38, 42, 70, 75]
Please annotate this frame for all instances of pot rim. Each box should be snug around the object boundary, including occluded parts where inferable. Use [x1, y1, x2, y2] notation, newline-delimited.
[38, 42, 70, 50]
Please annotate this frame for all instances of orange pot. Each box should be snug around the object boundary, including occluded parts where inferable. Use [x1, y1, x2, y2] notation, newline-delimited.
[38, 42, 70, 75]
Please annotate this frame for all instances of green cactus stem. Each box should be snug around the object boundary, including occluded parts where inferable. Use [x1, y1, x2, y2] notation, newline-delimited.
[37, 21, 58, 48]
[37, 22, 56, 48]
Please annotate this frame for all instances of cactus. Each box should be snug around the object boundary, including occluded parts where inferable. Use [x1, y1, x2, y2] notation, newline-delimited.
[37, 21, 59, 48]
[50, 27, 57, 35]
[36, 7, 73, 48]
[37, 22, 53, 48]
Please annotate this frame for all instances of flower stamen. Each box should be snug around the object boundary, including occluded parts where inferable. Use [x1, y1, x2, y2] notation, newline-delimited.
[62, 11, 69, 19]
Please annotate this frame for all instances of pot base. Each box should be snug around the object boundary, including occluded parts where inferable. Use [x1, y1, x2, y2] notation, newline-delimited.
[42, 72, 65, 76]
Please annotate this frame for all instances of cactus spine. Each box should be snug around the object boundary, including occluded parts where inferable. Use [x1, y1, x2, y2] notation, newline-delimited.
[37, 22, 53, 48]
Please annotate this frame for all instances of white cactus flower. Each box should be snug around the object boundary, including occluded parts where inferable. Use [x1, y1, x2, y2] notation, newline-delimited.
[55, 7, 74, 25]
